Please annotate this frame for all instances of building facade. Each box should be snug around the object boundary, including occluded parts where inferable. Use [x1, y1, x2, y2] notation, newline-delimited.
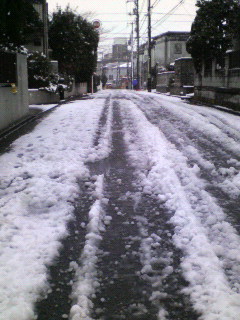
[139, 31, 191, 89]
[112, 38, 129, 62]
[153, 31, 190, 68]
[25, 0, 49, 57]
[97, 38, 131, 88]
[102, 62, 131, 88]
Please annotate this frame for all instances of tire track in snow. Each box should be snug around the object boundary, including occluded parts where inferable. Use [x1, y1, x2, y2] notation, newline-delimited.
[119, 94, 240, 320]
[86, 96, 198, 320]
[87, 100, 158, 320]
[69, 175, 107, 320]
[35, 96, 112, 320]
[134, 195, 200, 320]
[117, 98, 200, 319]
[131, 94, 240, 230]
[132, 92, 240, 158]
[93, 95, 111, 147]
[0, 98, 106, 320]
[87, 95, 113, 163]
[35, 179, 95, 320]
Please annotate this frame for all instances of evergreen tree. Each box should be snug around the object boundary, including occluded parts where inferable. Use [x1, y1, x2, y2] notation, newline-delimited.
[186, 0, 240, 72]
[28, 52, 51, 88]
[0, 0, 43, 50]
[49, 7, 99, 82]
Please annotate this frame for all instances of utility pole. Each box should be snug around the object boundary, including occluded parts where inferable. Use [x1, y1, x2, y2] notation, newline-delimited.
[129, 22, 134, 89]
[134, 0, 140, 89]
[136, 0, 140, 89]
[128, 0, 140, 89]
[147, 0, 152, 92]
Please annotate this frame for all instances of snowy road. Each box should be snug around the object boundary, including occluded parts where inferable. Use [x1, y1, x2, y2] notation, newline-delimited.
[0, 90, 240, 320]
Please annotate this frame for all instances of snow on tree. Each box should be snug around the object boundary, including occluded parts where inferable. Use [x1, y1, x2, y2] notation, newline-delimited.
[186, 0, 240, 72]
[0, 0, 43, 51]
[49, 6, 99, 83]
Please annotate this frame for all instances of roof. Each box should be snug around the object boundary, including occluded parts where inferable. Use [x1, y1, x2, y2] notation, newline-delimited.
[153, 31, 190, 41]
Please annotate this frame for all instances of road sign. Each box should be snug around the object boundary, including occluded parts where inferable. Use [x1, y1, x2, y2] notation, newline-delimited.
[93, 20, 101, 29]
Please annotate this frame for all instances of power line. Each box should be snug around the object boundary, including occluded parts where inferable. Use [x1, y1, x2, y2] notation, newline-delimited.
[99, 19, 193, 22]
[152, 0, 161, 8]
[139, 13, 148, 32]
[151, 0, 185, 29]
[152, 12, 195, 15]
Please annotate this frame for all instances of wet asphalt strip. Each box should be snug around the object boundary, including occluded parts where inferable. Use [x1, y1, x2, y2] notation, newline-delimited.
[88, 100, 156, 320]
[35, 94, 199, 319]
[88, 99, 199, 319]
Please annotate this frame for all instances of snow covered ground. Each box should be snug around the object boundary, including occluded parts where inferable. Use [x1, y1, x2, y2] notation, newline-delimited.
[0, 90, 240, 320]
[120, 93, 240, 319]
[0, 96, 107, 320]
[29, 104, 58, 112]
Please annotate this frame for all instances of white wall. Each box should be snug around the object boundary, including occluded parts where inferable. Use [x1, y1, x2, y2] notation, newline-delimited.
[29, 82, 88, 104]
[29, 89, 60, 104]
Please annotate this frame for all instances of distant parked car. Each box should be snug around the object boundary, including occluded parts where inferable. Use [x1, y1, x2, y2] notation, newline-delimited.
[106, 83, 112, 89]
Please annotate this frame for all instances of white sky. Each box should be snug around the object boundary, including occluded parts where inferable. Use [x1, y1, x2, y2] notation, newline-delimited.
[47, 0, 198, 52]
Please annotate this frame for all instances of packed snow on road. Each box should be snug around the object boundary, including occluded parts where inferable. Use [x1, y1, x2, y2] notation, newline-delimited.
[0, 90, 240, 320]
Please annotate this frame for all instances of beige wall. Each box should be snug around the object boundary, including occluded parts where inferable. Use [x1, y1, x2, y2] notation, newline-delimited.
[0, 54, 29, 131]
[154, 34, 190, 67]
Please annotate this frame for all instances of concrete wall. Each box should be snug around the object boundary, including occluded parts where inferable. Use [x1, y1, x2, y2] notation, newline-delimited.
[0, 53, 29, 131]
[194, 54, 240, 111]
[64, 82, 88, 98]
[170, 58, 194, 95]
[29, 82, 88, 104]
[156, 71, 175, 93]
[29, 89, 60, 104]
[194, 86, 240, 111]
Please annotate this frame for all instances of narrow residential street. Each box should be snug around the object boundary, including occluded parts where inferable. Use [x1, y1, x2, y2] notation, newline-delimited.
[1, 90, 240, 320]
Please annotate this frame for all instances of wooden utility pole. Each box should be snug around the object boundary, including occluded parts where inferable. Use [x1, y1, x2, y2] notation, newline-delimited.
[130, 22, 134, 89]
[136, 0, 140, 89]
[147, 0, 152, 92]
[128, 0, 140, 89]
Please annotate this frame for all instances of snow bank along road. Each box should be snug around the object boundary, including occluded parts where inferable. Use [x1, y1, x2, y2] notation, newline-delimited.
[0, 90, 240, 320]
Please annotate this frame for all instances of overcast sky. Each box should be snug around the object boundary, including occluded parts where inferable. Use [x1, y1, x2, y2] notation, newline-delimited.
[47, 0, 197, 52]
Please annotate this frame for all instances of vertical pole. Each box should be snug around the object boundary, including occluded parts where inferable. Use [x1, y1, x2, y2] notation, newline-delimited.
[131, 22, 134, 89]
[147, 0, 152, 92]
[136, 0, 140, 89]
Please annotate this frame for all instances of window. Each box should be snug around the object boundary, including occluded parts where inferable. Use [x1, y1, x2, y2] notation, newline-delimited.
[174, 43, 182, 54]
